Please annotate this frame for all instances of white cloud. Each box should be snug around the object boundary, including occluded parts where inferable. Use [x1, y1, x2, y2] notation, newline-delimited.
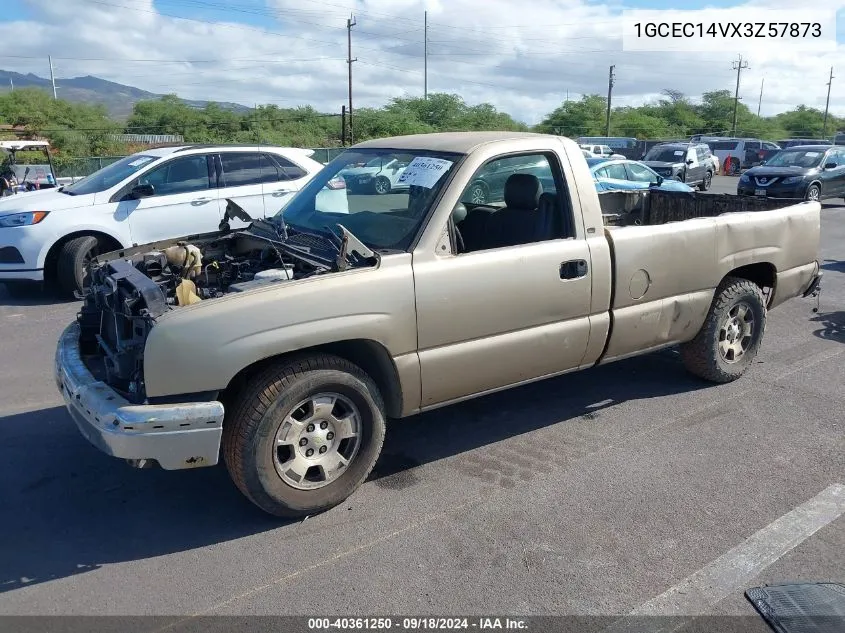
[0, 0, 843, 126]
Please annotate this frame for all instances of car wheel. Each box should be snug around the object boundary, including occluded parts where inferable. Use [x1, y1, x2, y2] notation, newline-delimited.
[467, 181, 489, 205]
[56, 235, 100, 299]
[222, 353, 387, 518]
[373, 176, 391, 195]
[805, 183, 821, 202]
[699, 171, 713, 191]
[679, 276, 767, 383]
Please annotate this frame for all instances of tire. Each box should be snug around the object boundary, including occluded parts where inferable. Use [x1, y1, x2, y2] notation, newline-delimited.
[222, 353, 387, 518]
[467, 181, 489, 205]
[56, 235, 99, 298]
[373, 176, 391, 195]
[698, 170, 713, 191]
[728, 159, 740, 176]
[805, 183, 821, 202]
[679, 276, 767, 383]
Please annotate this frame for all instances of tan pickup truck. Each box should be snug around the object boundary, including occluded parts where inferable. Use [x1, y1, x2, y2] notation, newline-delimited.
[54, 132, 822, 517]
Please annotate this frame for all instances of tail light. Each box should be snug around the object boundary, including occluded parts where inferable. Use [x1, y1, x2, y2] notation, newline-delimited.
[326, 176, 346, 190]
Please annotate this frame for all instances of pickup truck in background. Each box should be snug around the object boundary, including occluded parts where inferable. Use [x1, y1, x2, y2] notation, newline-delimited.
[55, 132, 823, 518]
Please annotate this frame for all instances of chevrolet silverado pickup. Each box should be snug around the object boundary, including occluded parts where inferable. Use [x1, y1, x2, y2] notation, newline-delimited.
[54, 132, 823, 518]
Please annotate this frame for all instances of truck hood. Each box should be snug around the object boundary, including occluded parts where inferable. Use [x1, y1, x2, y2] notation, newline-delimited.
[0, 188, 95, 213]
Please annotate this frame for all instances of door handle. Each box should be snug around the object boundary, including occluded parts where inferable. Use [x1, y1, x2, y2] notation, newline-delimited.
[192, 196, 213, 202]
[560, 259, 588, 280]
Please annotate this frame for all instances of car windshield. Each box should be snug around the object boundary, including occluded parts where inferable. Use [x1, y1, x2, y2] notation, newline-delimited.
[645, 147, 686, 162]
[62, 154, 158, 195]
[764, 149, 826, 168]
[274, 148, 462, 251]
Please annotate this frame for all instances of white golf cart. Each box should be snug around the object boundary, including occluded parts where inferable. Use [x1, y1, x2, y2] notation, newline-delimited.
[0, 140, 58, 196]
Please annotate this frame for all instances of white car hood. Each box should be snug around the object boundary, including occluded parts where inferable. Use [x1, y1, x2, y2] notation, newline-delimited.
[0, 188, 96, 213]
[341, 166, 382, 176]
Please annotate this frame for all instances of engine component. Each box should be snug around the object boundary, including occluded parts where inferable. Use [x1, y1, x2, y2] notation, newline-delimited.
[254, 267, 294, 281]
[164, 244, 203, 279]
[175, 279, 202, 306]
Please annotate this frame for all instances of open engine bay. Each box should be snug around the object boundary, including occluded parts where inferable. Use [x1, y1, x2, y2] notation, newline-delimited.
[76, 200, 379, 402]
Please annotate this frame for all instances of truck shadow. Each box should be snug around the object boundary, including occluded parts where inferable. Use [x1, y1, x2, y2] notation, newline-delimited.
[0, 350, 708, 594]
[820, 259, 845, 274]
[810, 310, 845, 344]
[0, 283, 74, 307]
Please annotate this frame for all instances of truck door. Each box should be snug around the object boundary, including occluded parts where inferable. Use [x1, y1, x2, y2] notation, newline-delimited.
[412, 150, 596, 408]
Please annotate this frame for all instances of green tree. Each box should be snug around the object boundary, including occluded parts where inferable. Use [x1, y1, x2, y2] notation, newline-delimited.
[536, 95, 607, 137]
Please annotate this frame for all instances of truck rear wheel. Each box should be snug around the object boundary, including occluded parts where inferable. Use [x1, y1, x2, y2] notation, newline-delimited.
[222, 354, 386, 518]
[679, 276, 767, 383]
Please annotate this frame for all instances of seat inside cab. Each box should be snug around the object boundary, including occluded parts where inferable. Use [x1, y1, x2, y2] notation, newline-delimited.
[453, 173, 563, 253]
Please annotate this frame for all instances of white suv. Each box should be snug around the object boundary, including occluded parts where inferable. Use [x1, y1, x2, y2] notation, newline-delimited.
[0, 144, 345, 297]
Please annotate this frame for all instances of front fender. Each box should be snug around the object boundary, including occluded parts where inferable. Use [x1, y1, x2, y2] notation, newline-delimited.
[142, 254, 418, 399]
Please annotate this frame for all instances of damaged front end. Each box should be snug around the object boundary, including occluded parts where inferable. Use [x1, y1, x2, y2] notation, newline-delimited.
[76, 200, 379, 404]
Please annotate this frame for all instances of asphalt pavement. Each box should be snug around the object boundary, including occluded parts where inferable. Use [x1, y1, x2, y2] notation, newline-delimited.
[0, 176, 843, 622]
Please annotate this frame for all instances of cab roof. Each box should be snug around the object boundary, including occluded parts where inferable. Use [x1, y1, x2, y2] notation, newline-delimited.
[352, 131, 563, 154]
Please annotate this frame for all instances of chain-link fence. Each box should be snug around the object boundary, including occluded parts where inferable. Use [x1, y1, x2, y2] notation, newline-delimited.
[54, 156, 127, 180]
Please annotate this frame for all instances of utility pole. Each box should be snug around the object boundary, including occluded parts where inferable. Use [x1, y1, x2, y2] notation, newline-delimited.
[424, 10, 428, 99]
[346, 15, 357, 145]
[605, 65, 615, 136]
[731, 54, 748, 135]
[48, 55, 57, 99]
[341, 105, 347, 147]
[9, 78, 13, 92]
[823, 67, 834, 137]
[757, 77, 764, 117]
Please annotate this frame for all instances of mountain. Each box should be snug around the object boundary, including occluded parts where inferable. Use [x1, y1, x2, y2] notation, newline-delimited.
[0, 70, 252, 120]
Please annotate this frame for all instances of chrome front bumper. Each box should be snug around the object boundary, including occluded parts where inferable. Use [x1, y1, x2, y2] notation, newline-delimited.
[54, 322, 225, 470]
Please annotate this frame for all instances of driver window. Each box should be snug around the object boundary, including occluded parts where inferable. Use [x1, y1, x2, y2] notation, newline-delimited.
[626, 162, 657, 182]
[138, 155, 211, 197]
[453, 152, 573, 255]
[603, 163, 628, 180]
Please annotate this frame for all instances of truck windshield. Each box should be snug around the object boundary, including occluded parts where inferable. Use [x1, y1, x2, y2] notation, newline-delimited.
[765, 149, 826, 168]
[645, 147, 686, 162]
[62, 154, 158, 196]
[275, 148, 462, 251]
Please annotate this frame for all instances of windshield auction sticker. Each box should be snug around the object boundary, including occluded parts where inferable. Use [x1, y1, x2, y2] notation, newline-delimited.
[396, 157, 453, 189]
[621, 8, 836, 52]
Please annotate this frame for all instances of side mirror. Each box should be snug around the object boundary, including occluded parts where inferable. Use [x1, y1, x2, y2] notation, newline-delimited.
[824, 162, 837, 170]
[760, 160, 767, 165]
[686, 159, 694, 165]
[130, 183, 155, 199]
[656, 176, 664, 185]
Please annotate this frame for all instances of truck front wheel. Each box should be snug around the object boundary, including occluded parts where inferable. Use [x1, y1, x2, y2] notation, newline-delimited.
[222, 354, 386, 518]
[679, 276, 767, 383]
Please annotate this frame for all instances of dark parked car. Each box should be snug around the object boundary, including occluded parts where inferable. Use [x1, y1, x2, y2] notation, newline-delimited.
[737, 145, 845, 202]
[775, 138, 832, 149]
[641, 142, 714, 190]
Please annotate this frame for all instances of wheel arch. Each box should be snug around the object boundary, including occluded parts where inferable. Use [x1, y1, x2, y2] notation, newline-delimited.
[219, 338, 405, 420]
[724, 262, 777, 308]
[42, 230, 126, 283]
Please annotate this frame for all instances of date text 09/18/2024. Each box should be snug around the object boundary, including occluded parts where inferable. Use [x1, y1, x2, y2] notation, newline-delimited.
[307, 618, 528, 630]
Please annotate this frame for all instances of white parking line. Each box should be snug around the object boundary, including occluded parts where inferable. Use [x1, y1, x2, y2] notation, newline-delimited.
[604, 483, 845, 632]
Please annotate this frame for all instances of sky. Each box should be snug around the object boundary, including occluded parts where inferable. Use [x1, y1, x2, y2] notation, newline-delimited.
[0, 0, 843, 127]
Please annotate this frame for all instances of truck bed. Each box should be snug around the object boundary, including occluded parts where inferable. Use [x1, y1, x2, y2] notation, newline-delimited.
[598, 189, 799, 226]
[596, 191, 820, 363]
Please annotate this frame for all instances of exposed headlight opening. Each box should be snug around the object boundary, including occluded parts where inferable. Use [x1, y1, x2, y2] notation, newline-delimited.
[0, 211, 49, 228]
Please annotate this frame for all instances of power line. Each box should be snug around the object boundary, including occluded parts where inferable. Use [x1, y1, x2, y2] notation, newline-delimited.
[731, 54, 749, 136]
[347, 15, 357, 146]
[823, 67, 834, 136]
[605, 65, 615, 136]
